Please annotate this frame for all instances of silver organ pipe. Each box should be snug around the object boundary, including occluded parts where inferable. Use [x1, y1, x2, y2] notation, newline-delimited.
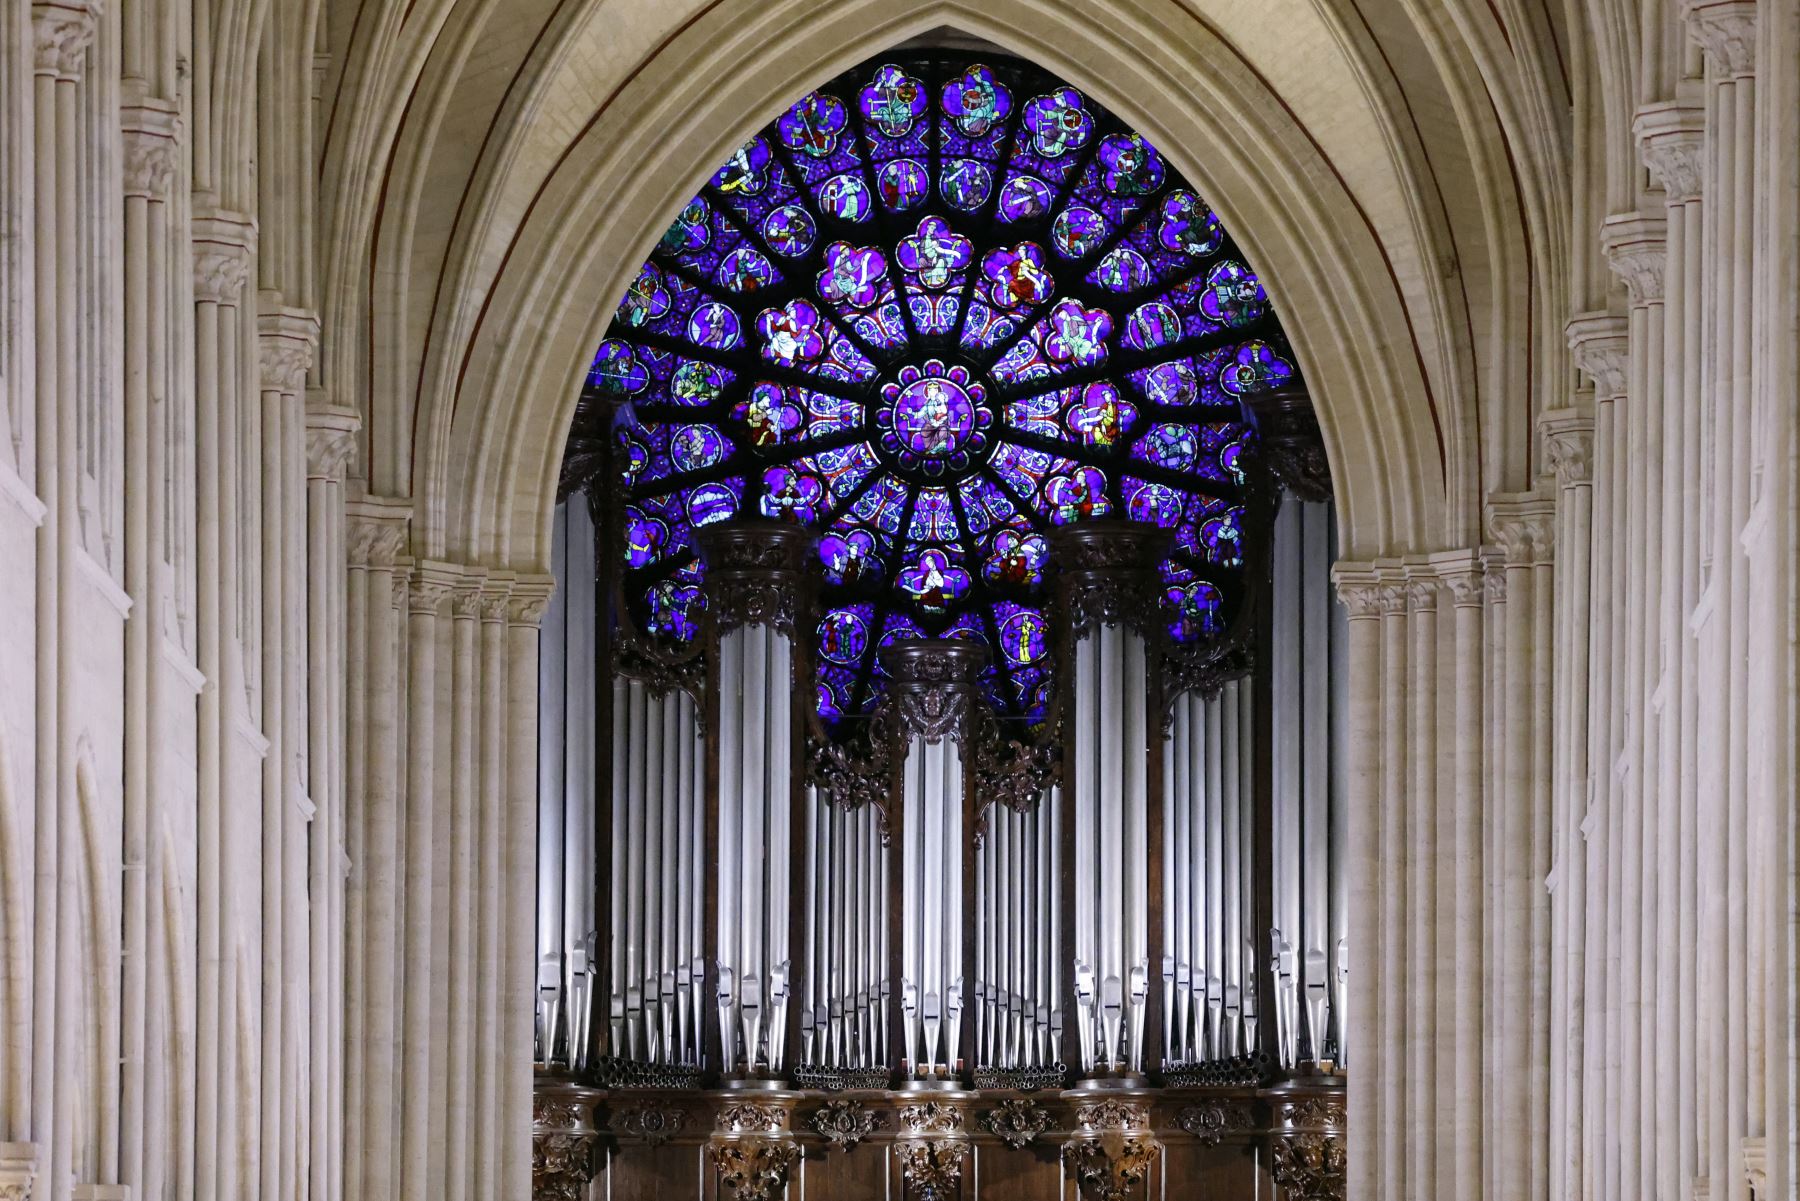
[974, 792, 1060, 1077]
[1053, 521, 1163, 1079]
[715, 621, 794, 1077]
[1269, 497, 1349, 1068]
[900, 735, 965, 1079]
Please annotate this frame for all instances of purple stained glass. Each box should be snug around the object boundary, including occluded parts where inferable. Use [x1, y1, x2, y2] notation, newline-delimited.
[877, 158, 929, 210]
[779, 92, 848, 158]
[687, 303, 741, 350]
[998, 175, 1052, 222]
[817, 242, 888, 309]
[1051, 206, 1107, 258]
[981, 242, 1053, 309]
[712, 137, 773, 195]
[756, 300, 826, 364]
[1043, 299, 1112, 366]
[941, 158, 994, 211]
[897, 216, 972, 289]
[999, 607, 1050, 666]
[818, 606, 872, 666]
[1024, 87, 1093, 158]
[876, 359, 993, 474]
[592, 52, 1303, 715]
[944, 64, 1013, 136]
[818, 173, 873, 222]
[735, 382, 803, 447]
[820, 528, 881, 585]
[1097, 133, 1165, 197]
[860, 65, 928, 137]
[762, 204, 816, 256]
[897, 547, 971, 613]
[761, 466, 825, 524]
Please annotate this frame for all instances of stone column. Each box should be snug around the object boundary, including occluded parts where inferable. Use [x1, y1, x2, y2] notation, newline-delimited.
[696, 520, 815, 1082]
[1050, 519, 1165, 1081]
[1682, 5, 1760, 1196]
[116, 86, 179, 1201]
[189, 202, 254, 1201]
[27, 8, 97, 1198]
[1565, 311, 1627, 1201]
[304, 405, 357, 1201]
[343, 499, 409, 1201]
[1328, 568, 1380, 1201]
[505, 580, 556, 1201]
[399, 563, 454, 1201]
[1637, 96, 1708, 1201]
[1539, 403, 1595, 1201]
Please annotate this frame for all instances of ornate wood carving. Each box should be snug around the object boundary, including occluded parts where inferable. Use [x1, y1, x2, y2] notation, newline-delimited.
[1177, 1100, 1258, 1145]
[809, 1098, 885, 1151]
[895, 1138, 970, 1200]
[697, 519, 817, 636]
[609, 1099, 688, 1145]
[709, 1138, 800, 1201]
[979, 1097, 1053, 1149]
[532, 1087, 600, 1201]
[1245, 387, 1331, 502]
[872, 638, 991, 745]
[1049, 520, 1168, 636]
[1061, 1100, 1160, 1201]
[1270, 1133, 1347, 1200]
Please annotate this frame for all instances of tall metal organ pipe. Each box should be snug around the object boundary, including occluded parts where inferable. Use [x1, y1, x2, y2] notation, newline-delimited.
[800, 785, 888, 1079]
[697, 520, 812, 1080]
[879, 638, 986, 1084]
[974, 792, 1060, 1077]
[1054, 521, 1162, 1077]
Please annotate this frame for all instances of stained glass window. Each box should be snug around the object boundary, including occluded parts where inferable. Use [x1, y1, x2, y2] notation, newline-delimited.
[589, 51, 1298, 726]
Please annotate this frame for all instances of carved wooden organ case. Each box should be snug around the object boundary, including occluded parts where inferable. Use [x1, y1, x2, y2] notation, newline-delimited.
[536, 47, 1348, 1200]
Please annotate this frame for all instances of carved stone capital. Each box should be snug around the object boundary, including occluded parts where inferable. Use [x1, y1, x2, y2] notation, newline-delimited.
[1439, 562, 1486, 609]
[1177, 1101, 1257, 1145]
[1403, 572, 1440, 612]
[708, 1137, 799, 1201]
[1600, 213, 1667, 306]
[1051, 520, 1169, 636]
[1246, 385, 1331, 502]
[532, 1085, 600, 1201]
[1487, 495, 1558, 565]
[32, 1, 99, 79]
[1566, 312, 1631, 401]
[347, 508, 409, 567]
[408, 565, 457, 616]
[809, 1098, 884, 1152]
[1743, 1136, 1767, 1200]
[874, 638, 990, 746]
[507, 578, 556, 627]
[1634, 102, 1706, 203]
[1373, 581, 1410, 617]
[121, 100, 182, 199]
[1331, 567, 1384, 620]
[1682, 0, 1758, 75]
[451, 577, 486, 620]
[1484, 560, 1508, 604]
[0, 1142, 38, 1201]
[1062, 1101, 1159, 1201]
[306, 405, 361, 481]
[192, 210, 258, 304]
[257, 306, 319, 393]
[696, 519, 817, 636]
[1540, 406, 1596, 486]
[895, 1138, 970, 1198]
[980, 1098, 1053, 1149]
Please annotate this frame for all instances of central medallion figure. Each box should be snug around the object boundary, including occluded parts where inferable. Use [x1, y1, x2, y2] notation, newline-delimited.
[876, 358, 994, 477]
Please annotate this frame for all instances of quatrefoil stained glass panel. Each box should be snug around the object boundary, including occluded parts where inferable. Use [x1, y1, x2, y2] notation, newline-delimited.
[591, 52, 1298, 725]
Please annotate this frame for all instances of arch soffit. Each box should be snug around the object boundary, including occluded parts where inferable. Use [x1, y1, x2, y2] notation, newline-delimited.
[407, 0, 1478, 568]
